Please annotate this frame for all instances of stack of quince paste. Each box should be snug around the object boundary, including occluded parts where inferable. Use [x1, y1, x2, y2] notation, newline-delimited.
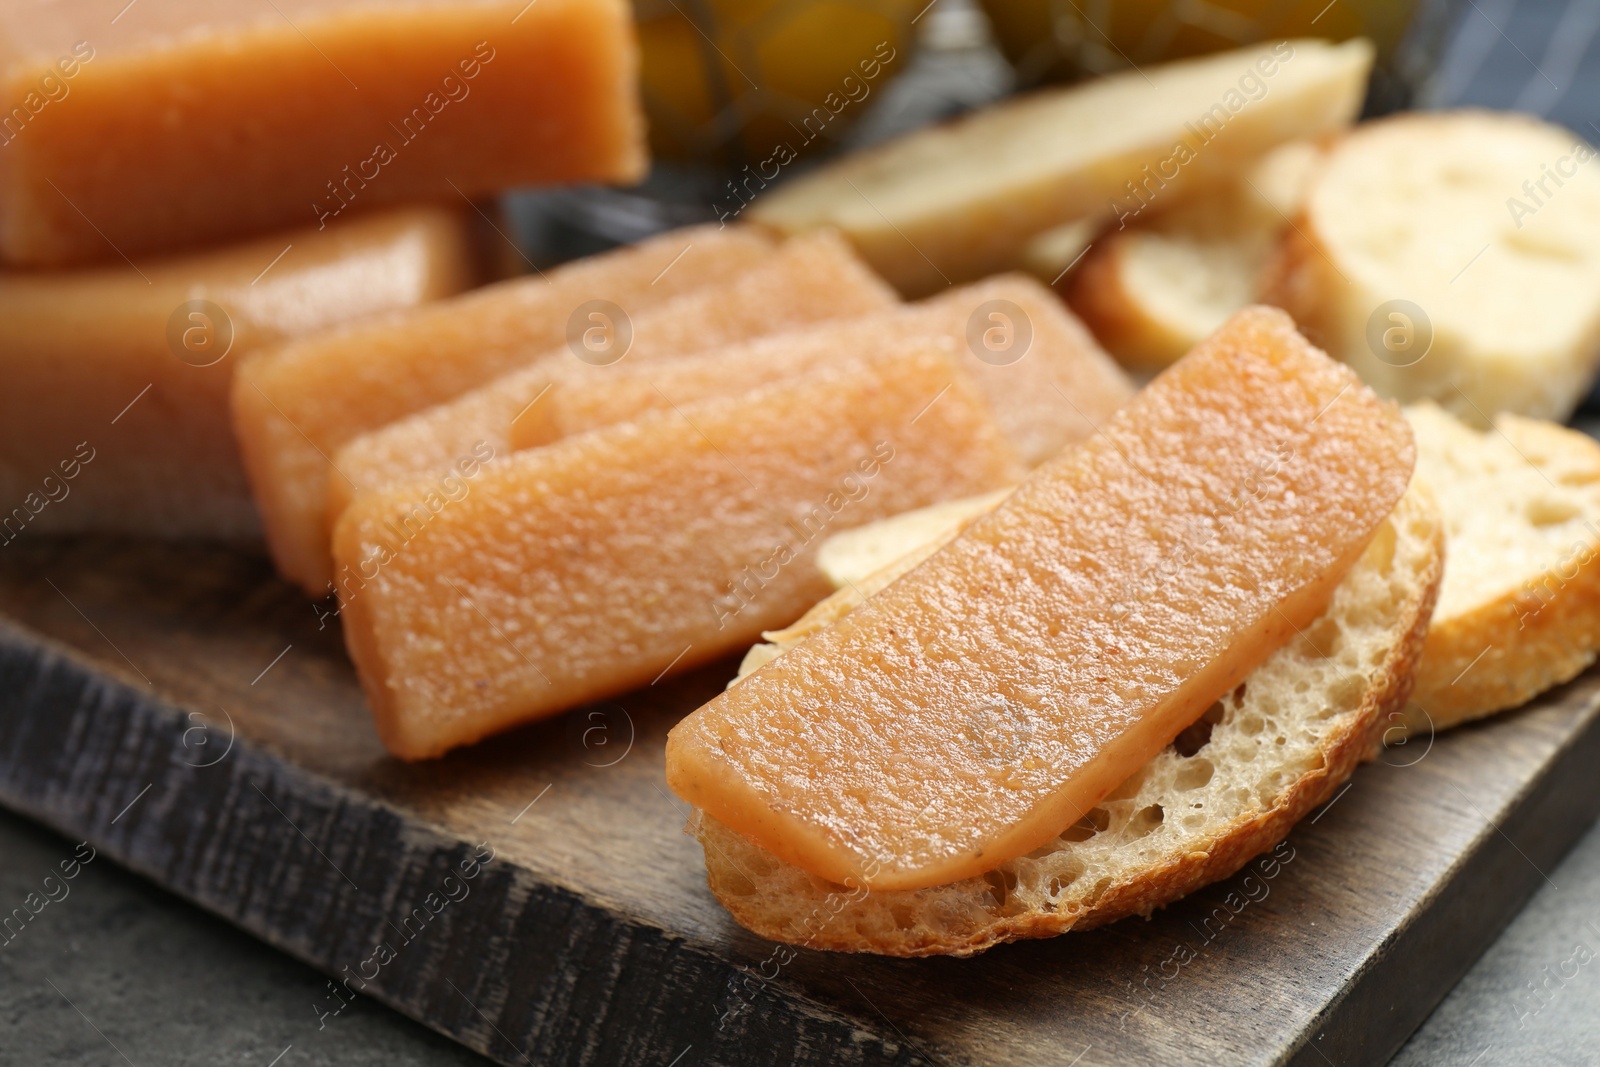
[6, 12, 1600, 958]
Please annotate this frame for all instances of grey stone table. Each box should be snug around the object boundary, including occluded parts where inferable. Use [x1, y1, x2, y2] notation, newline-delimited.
[1393, 814, 1600, 1067]
[0, 807, 486, 1067]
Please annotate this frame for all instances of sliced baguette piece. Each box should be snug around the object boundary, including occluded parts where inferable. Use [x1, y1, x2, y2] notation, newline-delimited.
[1017, 218, 1097, 284]
[736, 489, 1016, 680]
[812, 488, 1013, 591]
[1401, 403, 1600, 733]
[748, 39, 1371, 296]
[1065, 140, 1322, 371]
[1262, 110, 1600, 424]
[698, 481, 1442, 955]
[1067, 219, 1266, 372]
[672, 306, 1417, 894]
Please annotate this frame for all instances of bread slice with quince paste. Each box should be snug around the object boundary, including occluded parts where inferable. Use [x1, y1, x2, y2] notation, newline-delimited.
[699, 482, 1442, 957]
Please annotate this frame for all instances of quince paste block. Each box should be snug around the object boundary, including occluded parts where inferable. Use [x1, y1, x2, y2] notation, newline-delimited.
[510, 273, 1135, 464]
[334, 347, 1025, 760]
[0, 206, 476, 543]
[0, 0, 646, 265]
[666, 306, 1416, 891]
[234, 223, 779, 595]
[321, 232, 899, 576]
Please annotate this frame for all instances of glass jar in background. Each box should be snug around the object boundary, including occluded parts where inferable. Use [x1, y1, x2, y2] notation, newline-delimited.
[507, 0, 1460, 262]
[504, 0, 926, 260]
[634, 0, 924, 167]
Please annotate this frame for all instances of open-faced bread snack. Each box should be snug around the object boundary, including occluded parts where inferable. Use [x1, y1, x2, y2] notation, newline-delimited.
[669, 307, 1424, 917]
[749, 39, 1371, 295]
[1401, 403, 1600, 733]
[1066, 141, 1322, 371]
[1263, 110, 1600, 424]
[702, 477, 1441, 955]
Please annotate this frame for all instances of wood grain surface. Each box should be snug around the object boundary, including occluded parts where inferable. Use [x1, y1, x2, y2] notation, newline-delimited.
[0, 535, 1595, 1067]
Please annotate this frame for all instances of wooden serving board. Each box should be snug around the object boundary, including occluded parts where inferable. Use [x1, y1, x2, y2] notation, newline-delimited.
[0, 535, 1596, 1067]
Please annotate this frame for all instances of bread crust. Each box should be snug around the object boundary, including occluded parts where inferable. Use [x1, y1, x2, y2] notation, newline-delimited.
[1258, 207, 1335, 351]
[1406, 565, 1600, 732]
[1064, 234, 1186, 371]
[1064, 139, 1323, 372]
[1072, 558, 1435, 934]
[1404, 417, 1600, 732]
[696, 488, 1444, 956]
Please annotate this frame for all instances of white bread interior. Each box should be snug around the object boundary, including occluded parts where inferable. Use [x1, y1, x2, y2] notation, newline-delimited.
[811, 488, 1014, 594]
[1263, 110, 1600, 424]
[1065, 141, 1322, 370]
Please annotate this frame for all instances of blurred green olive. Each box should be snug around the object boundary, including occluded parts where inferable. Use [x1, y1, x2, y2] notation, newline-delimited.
[633, 0, 920, 165]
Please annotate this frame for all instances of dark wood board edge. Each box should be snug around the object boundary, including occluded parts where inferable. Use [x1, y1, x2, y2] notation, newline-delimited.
[0, 620, 926, 1067]
[1287, 686, 1600, 1067]
[10, 589, 1600, 1067]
